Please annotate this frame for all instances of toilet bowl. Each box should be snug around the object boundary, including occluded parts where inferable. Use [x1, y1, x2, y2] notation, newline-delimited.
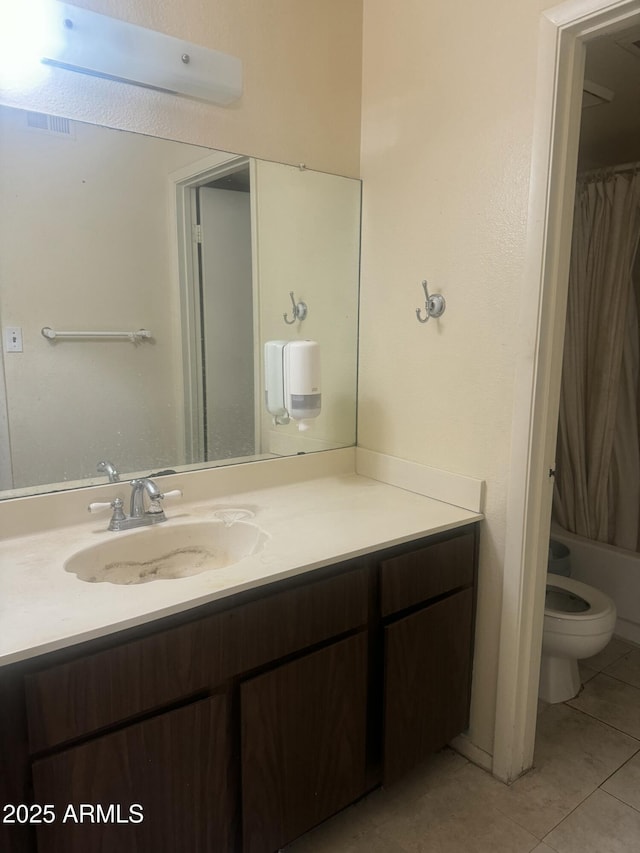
[539, 575, 616, 704]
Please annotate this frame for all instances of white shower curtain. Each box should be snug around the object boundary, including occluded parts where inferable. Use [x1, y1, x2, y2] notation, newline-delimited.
[554, 171, 640, 549]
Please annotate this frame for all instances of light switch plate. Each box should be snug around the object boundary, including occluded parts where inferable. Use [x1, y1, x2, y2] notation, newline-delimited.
[4, 326, 23, 353]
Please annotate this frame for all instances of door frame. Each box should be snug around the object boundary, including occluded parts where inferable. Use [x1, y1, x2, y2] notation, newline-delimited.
[494, 0, 640, 783]
[170, 153, 251, 463]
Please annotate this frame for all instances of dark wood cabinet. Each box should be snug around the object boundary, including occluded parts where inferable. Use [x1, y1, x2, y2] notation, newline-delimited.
[0, 523, 478, 853]
[383, 588, 474, 783]
[31, 695, 234, 853]
[241, 632, 368, 853]
[378, 530, 477, 784]
[24, 565, 368, 754]
[379, 531, 475, 616]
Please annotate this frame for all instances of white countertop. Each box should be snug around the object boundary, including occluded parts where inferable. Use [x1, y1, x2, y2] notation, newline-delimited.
[0, 472, 481, 667]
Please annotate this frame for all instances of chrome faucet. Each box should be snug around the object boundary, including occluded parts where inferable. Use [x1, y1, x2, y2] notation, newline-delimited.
[89, 478, 182, 531]
[129, 477, 164, 518]
[97, 460, 120, 483]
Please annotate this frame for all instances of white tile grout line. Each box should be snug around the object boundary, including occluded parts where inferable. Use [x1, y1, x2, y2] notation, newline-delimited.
[597, 749, 640, 816]
[532, 685, 640, 837]
[535, 722, 640, 844]
[560, 699, 640, 755]
[599, 668, 640, 691]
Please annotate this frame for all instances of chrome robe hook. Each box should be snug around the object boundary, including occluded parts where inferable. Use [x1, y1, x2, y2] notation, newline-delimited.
[283, 291, 308, 324]
[416, 280, 446, 323]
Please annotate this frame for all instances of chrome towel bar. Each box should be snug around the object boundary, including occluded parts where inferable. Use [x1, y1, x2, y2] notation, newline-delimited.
[41, 327, 152, 342]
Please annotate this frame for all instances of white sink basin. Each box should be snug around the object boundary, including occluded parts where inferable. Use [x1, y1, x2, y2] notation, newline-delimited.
[65, 520, 267, 585]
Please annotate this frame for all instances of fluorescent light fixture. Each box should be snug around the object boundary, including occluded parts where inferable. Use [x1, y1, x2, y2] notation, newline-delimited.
[41, 1, 242, 105]
[0, 0, 56, 88]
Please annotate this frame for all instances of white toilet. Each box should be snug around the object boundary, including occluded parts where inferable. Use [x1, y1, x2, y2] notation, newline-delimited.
[540, 573, 617, 704]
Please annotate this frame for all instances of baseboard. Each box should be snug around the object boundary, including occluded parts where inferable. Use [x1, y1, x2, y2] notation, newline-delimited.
[449, 732, 494, 773]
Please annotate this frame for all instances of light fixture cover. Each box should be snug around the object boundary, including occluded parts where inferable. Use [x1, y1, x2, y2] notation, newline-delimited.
[42, 1, 242, 105]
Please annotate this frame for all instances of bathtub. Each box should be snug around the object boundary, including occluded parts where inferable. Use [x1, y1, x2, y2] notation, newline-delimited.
[550, 525, 640, 645]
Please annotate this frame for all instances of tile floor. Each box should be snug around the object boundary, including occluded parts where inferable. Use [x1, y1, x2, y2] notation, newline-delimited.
[285, 636, 640, 853]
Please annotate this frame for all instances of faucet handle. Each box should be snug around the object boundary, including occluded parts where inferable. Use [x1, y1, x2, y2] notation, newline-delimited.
[88, 497, 123, 513]
[147, 489, 183, 514]
[161, 489, 183, 500]
[88, 497, 127, 528]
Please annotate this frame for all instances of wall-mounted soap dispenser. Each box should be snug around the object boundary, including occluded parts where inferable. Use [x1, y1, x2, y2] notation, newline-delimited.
[265, 340, 321, 431]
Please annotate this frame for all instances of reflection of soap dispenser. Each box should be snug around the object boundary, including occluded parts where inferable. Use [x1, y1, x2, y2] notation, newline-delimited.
[264, 340, 321, 430]
[285, 340, 321, 431]
[264, 340, 289, 424]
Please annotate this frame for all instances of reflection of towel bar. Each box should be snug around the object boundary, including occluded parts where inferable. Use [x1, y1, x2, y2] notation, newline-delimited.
[41, 327, 152, 342]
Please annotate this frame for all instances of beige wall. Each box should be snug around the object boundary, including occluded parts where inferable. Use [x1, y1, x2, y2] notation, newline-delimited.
[0, 0, 362, 178]
[359, 0, 552, 758]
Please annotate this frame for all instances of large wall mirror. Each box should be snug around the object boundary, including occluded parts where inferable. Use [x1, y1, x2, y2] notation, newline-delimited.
[0, 105, 361, 499]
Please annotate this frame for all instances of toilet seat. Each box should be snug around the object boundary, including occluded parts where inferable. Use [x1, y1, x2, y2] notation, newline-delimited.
[546, 585, 590, 614]
[544, 575, 616, 636]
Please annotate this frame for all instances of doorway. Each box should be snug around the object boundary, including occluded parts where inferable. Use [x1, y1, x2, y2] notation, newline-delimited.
[197, 173, 255, 462]
[553, 33, 640, 611]
[171, 154, 259, 465]
[494, 0, 640, 784]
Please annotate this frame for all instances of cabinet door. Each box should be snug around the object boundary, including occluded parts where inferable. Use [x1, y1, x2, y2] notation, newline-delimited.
[32, 695, 233, 853]
[241, 632, 368, 853]
[383, 588, 473, 784]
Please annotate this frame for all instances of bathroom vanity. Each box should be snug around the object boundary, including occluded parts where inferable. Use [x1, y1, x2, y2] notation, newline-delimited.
[0, 470, 480, 853]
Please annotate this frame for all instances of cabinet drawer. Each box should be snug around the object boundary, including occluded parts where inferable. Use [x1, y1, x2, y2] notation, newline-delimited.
[222, 563, 368, 678]
[379, 530, 475, 616]
[26, 565, 368, 752]
[25, 614, 214, 754]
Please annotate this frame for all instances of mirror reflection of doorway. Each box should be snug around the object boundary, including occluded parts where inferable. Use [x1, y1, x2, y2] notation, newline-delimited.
[174, 155, 259, 466]
[196, 168, 255, 461]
